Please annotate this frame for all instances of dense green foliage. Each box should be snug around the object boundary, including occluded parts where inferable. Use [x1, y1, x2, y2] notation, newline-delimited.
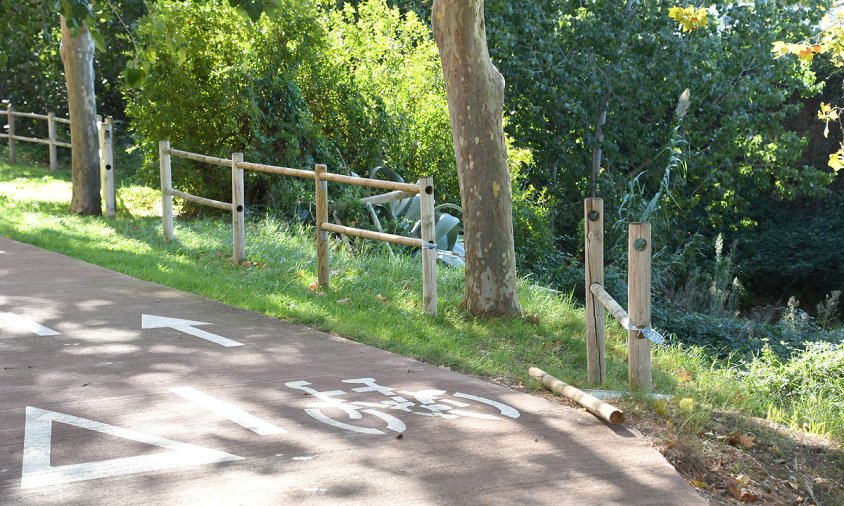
[124, 0, 458, 215]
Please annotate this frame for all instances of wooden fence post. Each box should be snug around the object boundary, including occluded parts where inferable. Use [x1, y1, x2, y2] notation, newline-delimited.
[100, 117, 115, 218]
[585, 197, 605, 384]
[628, 222, 652, 391]
[7, 104, 15, 164]
[47, 112, 57, 170]
[159, 140, 174, 243]
[419, 176, 437, 316]
[315, 163, 329, 288]
[232, 152, 246, 263]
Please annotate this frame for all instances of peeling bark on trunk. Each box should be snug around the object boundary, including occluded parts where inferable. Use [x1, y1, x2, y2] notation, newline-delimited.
[60, 14, 101, 215]
[432, 0, 520, 317]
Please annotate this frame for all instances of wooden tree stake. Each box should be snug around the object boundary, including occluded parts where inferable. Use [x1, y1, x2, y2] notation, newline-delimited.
[232, 152, 246, 263]
[159, 140, 174, 243]
[7, 104, 15, 164]
[315, 164, 329, 288]
[100, 117, 115, 218]
[419, 176, 438, 316]
[584, 197, 605, 384]
[48, 112, 57, 170]
[628, 222, 652, 391]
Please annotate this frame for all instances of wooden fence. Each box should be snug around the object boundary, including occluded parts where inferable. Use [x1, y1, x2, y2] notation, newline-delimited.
[1, 103, 116, 218]
[158, 140, 438, 316]
[1, 104, 71, 169]
[584, 197, 664, 391]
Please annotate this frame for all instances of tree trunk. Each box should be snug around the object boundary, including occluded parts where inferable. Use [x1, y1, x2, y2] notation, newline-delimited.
[60, 14, 101, 215]
[432, 0, 520, 317]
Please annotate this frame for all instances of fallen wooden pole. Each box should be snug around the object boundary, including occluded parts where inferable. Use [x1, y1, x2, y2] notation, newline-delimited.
[529, 367, 624, 425]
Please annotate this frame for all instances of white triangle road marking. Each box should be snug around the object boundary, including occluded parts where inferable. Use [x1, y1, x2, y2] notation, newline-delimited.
[0, 312, 60, 336]
[20, 407, 244, 490]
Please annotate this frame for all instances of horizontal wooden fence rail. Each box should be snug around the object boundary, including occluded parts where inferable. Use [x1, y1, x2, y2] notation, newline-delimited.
[159, 141, 245, 262]
[158, 140, 438, 316]
[314, 168, 436, 316]
[320, 172, 422, 194]
[1, 104, 75, 169]
[2, 104, 115, 217]
[167, 148, 231, 167]
[167, 189, 233, 211]
[320, 222, 425, 248]
[235, 160, 316, 180]
[359, 189, 417, 206]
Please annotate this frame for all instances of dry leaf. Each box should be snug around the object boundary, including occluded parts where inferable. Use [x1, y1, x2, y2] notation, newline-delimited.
[735, 474, 750, 487]
[375, 294, 388, 303]
[336, 298, 350, 305]
[788, 480, 801, 490]
[677, 368, 693, 382]
[727, 483, 758, 502]
[309, 282, 319, 292]
[526, 314, 540, 324]
[728, 432, 757, 449]
[709, 459, 722, 472]
[691, 479, 709, 489]
[738, 434, 756, 449]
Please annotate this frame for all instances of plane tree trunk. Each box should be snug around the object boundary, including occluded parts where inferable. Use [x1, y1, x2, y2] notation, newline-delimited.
[60, 13, 101, 215]
[432, 0, 520, 317]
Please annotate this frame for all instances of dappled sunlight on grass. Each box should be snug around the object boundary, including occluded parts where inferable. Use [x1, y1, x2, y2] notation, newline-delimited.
[4, 162, 843, 451]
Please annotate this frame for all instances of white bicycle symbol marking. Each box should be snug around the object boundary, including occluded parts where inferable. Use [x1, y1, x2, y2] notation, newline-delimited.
[284, 378, 520, 435]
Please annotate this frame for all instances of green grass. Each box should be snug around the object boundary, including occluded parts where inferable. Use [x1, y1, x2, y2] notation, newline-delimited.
[1, 161, 842, 443]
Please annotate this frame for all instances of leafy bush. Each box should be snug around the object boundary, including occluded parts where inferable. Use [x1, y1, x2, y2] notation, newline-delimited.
[735, 195, 844, 310]
[656, 303, 841, 359]
[311, 0, 457, 201]
[124, 0, 330, 214]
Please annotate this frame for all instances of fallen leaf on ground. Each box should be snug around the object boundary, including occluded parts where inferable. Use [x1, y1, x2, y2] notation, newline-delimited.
[728, 432, 757, 449]
[336, 298, 350, 305]
[735, 474, 750, 487]
[727, 483, 758, 503]
[691, 478, 708, 489]
[375, 294, 388, 303]
[677, 369, 693, 382]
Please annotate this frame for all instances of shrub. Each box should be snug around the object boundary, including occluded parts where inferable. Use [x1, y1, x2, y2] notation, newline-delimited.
[124, 0, 330, 214]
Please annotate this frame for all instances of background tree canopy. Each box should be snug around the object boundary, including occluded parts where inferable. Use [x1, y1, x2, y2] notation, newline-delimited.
[3, 0, 843, 323]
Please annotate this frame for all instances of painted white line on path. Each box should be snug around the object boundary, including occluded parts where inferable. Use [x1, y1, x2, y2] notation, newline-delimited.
[169, 387, 286, 436]
[20, 407, 243, 489]
[141, 314, 244, 347]
[0, 312, 60, 336]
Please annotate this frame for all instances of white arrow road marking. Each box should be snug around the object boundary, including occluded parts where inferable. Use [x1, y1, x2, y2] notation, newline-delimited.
[170, 387, 286, 436]
[20, 407, 243, 489]
[0, 312, 60, 336]
[141, 314, 243, 347]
